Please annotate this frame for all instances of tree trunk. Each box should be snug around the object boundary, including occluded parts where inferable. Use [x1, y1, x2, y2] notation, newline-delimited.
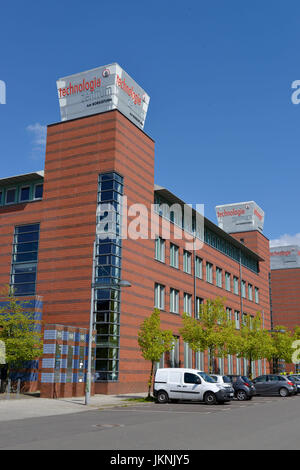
[148, 361, 154, 398]
[248, 356, 252, 379]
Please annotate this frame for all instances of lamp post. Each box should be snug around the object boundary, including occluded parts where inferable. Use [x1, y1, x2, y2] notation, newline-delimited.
[85, 242, 131, 405]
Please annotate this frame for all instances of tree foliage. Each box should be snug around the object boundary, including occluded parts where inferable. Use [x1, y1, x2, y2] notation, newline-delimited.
[0, 288, 43, 376]
[138, 308, 174, 397]
[180, 297, 239, 373]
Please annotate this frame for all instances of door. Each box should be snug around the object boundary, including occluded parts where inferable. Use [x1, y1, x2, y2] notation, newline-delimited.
[168, 370, 184, 400]
[267, 375, 281, 395]
[253, 375, 268, 395]
[181, 372, 202, 401]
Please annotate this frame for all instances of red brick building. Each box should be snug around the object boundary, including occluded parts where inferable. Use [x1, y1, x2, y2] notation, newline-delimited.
[270, 245, 300, 372]
[0, 66, 272, 394]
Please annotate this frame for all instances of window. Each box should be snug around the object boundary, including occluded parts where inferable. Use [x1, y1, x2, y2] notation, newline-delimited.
[184, 343, 193, 368]
[236, 357, 241, 375]
[6, 188, 16, 205]
[183, 250, 191, 274]
[195, 351, 204, 370]
[196, 297, 203, 319]
[233, 276, 239, 295]
[242, 313, 247, 326]
[184, 293, 192, 315]
[155, 237, 165, 263]
[255, 287, 259, 304]
[170, 243, 179, 268]
[248, 284, 253, 301]
[184, 372, 199, 384]
[241, 280, 246, 298]
[225, 272, 231, 292]
[19, 186, 30, 202]
[206, 262, 213, 283]
[227, 355, 233, 374]
[195, 256, 203, 279]
[11, 224, 40, 295]
[155, 283, 165, 310]
[169, 336, 180, 367]
[226, 308, 232, 322]
[170, 288, 179, 314]
[34, 183, 43, 200]
[235, 310, 240, 329]
[216, 267, 222, 288]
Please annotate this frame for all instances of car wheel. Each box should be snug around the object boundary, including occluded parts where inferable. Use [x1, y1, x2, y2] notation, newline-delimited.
[236, 390, 247, 401]
[279, 387, 289, 397]
[204, 392, 217, 405]
[157, 390, 169, 404]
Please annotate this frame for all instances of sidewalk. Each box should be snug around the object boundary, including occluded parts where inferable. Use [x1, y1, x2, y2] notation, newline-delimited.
[0, 392, 150, 422]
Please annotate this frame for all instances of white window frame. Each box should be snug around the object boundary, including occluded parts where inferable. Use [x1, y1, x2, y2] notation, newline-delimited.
[154, 283, 165, 310]
[170, 243, 179, 269]
[183, 250, 191, 274]
[170, 288, 179, 314]
[183, 293, 192, 316]
[195, 256, 203, 279]
[155, 237, 165, 263]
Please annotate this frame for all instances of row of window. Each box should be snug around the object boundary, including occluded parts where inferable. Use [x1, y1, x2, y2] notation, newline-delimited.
[155, 283, 256, 330]
[158, 338, 265, 376]
[155, 238, 260, 303]
[154, 193, 259, 273]
[0, 183, 43, 206]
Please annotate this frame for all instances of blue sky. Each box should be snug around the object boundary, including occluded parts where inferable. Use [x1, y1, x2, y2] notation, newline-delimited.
[0, 0, 300, 246]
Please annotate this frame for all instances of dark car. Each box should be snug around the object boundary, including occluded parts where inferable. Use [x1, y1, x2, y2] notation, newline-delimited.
[287, 375, 300, 394]
[252, 374, 296, 397]
[227, 375, 256, 401]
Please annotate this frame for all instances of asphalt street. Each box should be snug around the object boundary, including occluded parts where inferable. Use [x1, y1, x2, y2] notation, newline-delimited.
[1, 395, 300, 450]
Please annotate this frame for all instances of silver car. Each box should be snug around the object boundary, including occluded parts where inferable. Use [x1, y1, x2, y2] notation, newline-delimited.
[252, 374, 296, 397]
[210, 374, 235, 399]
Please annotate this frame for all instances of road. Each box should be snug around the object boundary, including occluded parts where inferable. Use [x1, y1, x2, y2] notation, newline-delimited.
[1, 395, 300, 450]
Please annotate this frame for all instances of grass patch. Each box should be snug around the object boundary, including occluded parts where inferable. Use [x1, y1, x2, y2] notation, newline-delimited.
[124, 396, 155, 403]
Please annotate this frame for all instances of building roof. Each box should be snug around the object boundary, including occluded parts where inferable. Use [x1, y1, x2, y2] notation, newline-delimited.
[0, 171, 44, 187]
[154, 185, 264, 262]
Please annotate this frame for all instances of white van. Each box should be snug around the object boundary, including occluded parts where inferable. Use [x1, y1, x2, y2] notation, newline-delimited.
[154, 368, 232, 405]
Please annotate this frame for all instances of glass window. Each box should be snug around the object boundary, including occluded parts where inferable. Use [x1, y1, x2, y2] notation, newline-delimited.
[183, 293, 192, 315]
[0, 190, 3, 205]
[34, 184, 43, 199]
[225, 272, 231, 291]
[184, 343, 193, 368]
[233, 276, 239, 295]
[196, 297, 203, 319]
[10, 223, 40, 296]
[6, 188, 16, 204]
[248, 284, 253, 301]
[20, 186, 30, 202]
[255, 287, 259, 304]
[241, 280, 246, 298]
[183, 251, 191, 274]
[184, 373, 200, 384]
[155, 283, 165, 310]
[235, 311, 240, 329]
[170, 243, 179, 268]
[206, 262, 213, 283]
[170, 288, 179, 314]
[155, 237, 165, 263]
[195, 256, 202, 279]
[216, 267, 222, 288]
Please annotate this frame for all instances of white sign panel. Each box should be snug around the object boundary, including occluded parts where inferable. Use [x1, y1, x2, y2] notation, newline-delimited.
[215, 201, 265, 233]
[56, 63, 150, 130]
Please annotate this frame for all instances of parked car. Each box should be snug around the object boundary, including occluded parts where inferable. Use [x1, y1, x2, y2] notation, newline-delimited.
[252, 374, 296, 397]
[210, 374, 235, 399]
[287, 375, 300, 393]
[154, 368, 232, 405]
[227, 375, 256, 401]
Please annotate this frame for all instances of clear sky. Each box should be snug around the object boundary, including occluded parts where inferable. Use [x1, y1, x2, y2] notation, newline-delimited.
[0, 0, 299, 246]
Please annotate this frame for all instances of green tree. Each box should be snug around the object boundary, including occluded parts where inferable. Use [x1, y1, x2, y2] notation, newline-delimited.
[237, 313, 272, 378]
[138, 309, 174, 398]
[0, 288, 43, 380]
[266, 326, 293, 373]
[180, 297, 239, 373]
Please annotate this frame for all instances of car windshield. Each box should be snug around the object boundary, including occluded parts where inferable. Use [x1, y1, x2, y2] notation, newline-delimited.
[222, 376, 232, 383]
[198, 372, 216, 383]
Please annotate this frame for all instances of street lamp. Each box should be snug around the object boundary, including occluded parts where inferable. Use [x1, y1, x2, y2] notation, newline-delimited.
[85, 244, 132, 405]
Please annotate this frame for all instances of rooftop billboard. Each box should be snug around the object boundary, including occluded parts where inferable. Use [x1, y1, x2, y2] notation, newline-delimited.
[270, 245, 300, 270]
[215, 201, 264, 234]
[56, 63, 150, 130]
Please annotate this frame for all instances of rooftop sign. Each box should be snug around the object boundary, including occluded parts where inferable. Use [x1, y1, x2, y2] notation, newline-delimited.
[56, 63, 150, 130]
[215, 201, 265, 234]
[270, 245, 300, 270]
